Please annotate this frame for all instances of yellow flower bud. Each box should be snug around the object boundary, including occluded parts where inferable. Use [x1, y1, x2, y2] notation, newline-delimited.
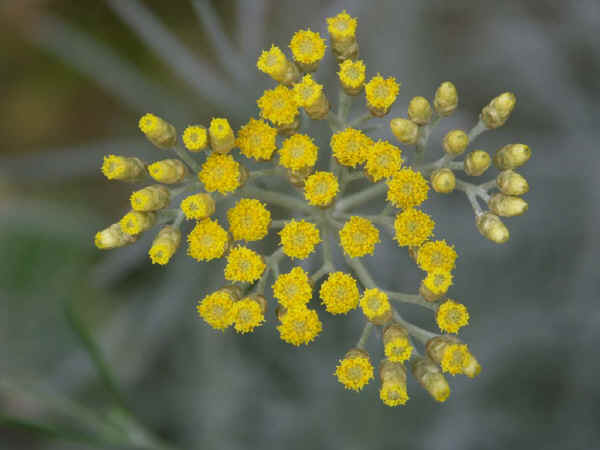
[379, 359, 409, 406]
[426, 335, 479, 377]
[407, 96, 432, 125]
[434, 81, 458, 116]
[411, 356, 450, 402]
[462, 353, 482, 378]
[488, 193, 528, 217]
[148, 159, 188, 184]
[430, 168, 456, 194]
[476, 212, 509, 244]
[480, 92, 516, 129]
[94, 223, 138, 250]
[338, 59, 366, 95]
[180, 193, 215, 220]
[149, 225, 181, 265]
[443, 130, 469, 156]
[101, 155, 145, 181]
[496, 170, 529, 196]
[119, 211, 157, 235]
[276, 117, 301, 137]
[390, 118, 419, 145]
[327, 10, 359, 62]
[130, 185, 170, 212]
[464, 150, 491, 176]
[138, 113, 176, 149]
[383, 324, 413, 363]
[256, 45, 300, 85]
[493, 143, 531, 170]
[209, 118, 235, 154]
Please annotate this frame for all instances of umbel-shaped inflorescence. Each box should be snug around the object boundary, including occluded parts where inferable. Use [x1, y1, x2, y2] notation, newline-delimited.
[95, 10, 531, 407]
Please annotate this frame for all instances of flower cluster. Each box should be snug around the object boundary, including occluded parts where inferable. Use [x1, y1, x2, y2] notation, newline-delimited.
[95, 10, 532, 407]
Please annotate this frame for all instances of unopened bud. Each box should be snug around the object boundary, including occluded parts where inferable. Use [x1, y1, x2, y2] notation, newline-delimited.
[220, 284, 243, 302]
[276, 117, 301, 137]
[496, 170, 529, 196]
[119, 211, 157, 235]
[138, 113, 176, 149]
[379, 359, 409, 406]
[148, 159, 188, 184]
[390, 118, 418, 145]
[426, 335, 480, 377]
[431, 168, 456, 194]
[480, 92, 516, 129]
[463, 353, 482, 378]
[94, 223, 138, 249]
[411, 356, 450, 402]
[286, 166, 314, 188]
[256, 45, 300, 85]
[408, 96, 432, 125]
[130, 185, 170, 212]
[464, 150, 491, 176]
[488, 193, 528, 217]
[476, 212, 509, 243]
[149, 225, 181, 265]
[209, 118, 235, 154]
[434, 81, 458, 116]
[443, 130, 469, 156]
[101, 155, 146, 181]
[493, 143, 531, 170]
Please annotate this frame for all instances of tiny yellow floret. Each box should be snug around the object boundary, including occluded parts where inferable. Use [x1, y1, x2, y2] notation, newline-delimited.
[224, 246, 266, 283]
[232, 297, 265, 334]
[365, 74, 400, 115]
[339, 216, 380, 258]
[148, 159, 187, 184]
[365, 140, 403, 182]
[380, 381, 409, 407]
[187, 218, 229, 262]
[227, 198, 271, 241]
[417, 240, 458, 273]
[319, 272, 360, 315]
[101, 155, 145, 181]
[277, 306, 322, 346]
[327, 10, 358, 41]
[330, 128, 372, 167]
[182, 125, 208, 152]
[338, 59, 366, 93]
[236, 118, 277, 161]
[197, 290, 236, 331]
[138, 113, 176, 149]
[95, 223, 137, 249]
[393, 208, 435, 247]
[272, 266, 313, 308]
[360, 288, 390, 320]
[289, 29, 326, 66]
[335, 349, 374, 391]
[198, 153, 243, 194]
[422, 269, 453, 296]
[130, 185, 170, 212]
[441, 344, 470, 375]
[149, 226, 181, 265]
[293, 74, 323, 108]
[436, 299, 469, 334]
[257, 45, 287, 79]
[119, 211, 156, 235]
[304, 171, 339, 206]
[180, 193, 215, 220]
[279, 220, 321, 259]
[257, 85, 300, 127]
[279, 133, 319, 170]
[386, 168, 429, 209]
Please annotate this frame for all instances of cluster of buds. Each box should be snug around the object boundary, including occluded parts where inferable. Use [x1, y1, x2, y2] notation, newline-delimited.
[95, 10, 533, 406]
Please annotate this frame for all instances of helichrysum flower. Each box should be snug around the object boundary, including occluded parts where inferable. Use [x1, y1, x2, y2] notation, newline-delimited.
[327, 10, 357, 42]
[293, 74, 323, 108]
[209, 118, 235, 154]
[278, 133, 318, 171]
[379, 360, 409, 407]
[232, 296, 266, 334]
[272, 266, 313, 308]
[227, 198, 271, 241]
[360, 288, 390, 321]
[304, 171, 339, 206]
[417, 240, 458, 273]
[180, 193, 215, 220]
[197, 289, 236, 331]
[339, 216, 380, 258]
[421, 269, 453, 299]
[187, 219, 229, 262]
[330, 128, 372, 167]
[257, 44, 297, 84]
[236, 118, 277, 161]
[148, 159, 187, 184]
[95, 223, 137, 250]
[411, 356, 451, 402]
[257, 85, 299, 127]
[277, 306, 322, 346]
[338, 59, 366, 94]
[365, 74, 400, 116]
[224, 246, 266, 283]
[138, 113, 176, 149]
[149, 226, 181, 265]
[393, 208, 435, 247]
[335, 349, 374, 391]
[279, 219, 321, 259]
[289, 29, 326, 67]
[364, 140, 403, 182]
[440, 343, 471, 375]
[182, 125, 208, 152]
[436, 299, 469, 333]
[101, 155, 145, 181]
[408, 96, 433, 125]
[198, 153, 243, 194]
[120, 211, 156, 235]
[383, 325, 413, 363]
[386, 168, 429, 209]
[130, 185, 170, 212]
[319, 272, 360, 315]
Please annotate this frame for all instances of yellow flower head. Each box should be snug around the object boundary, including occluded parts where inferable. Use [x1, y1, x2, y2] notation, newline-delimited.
[293, 74, 323, 108]
[232, 297, 265, 334]
[441, 344, 470, 375]
[393, 208, 435, 247]
[272, 266, 312, 308]
[227, 198, 271, 241]
[365, 140, 403, 182]
[148, 159, 187, 184]
[384, 336, 413, 363]
[224, 246, 266, 283]
[339, 216, 380, 258]
[365, 74, 400, 110]
[182, 125, 208, 152]
[187, 218, 229, 262]
[101, 155, 144, 181]
[335, 350, 374, 391]
[330, 128, 372, 167]
[257, 45, 287, 78]
[120, 211, 156, 235]
[197, 290, 236, 331]
[180, 193, 215, 220]
[149, 226, 181, 265]
[360, 288, 390, 320]
[437, 299, 469, 334]
[95, 223, 137, 250]
[130, 185, 170, 212]
[289, 29, 326, 65]
[277, 306, 322, 346]
[327, 10, 358, 41]
[380, 381, 410, 407]
[198, 153, 243, 194]
[257, 85, 299, 127]
[138, 113, 176, 149]
[319, 272, 359, 315]
[386, 168, 429, 209]
[338, 59, 366, 90]
[304, 171, 339, 206]
[279, 219, 321, 259]
[209, 117, 234, 141]
[423, 269, 453, 296]
[279, 133, 319, 170]
[417, 240, 458, 272]
[236, 118, 277, 161]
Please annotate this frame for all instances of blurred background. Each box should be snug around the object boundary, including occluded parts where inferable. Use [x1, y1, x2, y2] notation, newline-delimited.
[1, 0, 599, 449]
